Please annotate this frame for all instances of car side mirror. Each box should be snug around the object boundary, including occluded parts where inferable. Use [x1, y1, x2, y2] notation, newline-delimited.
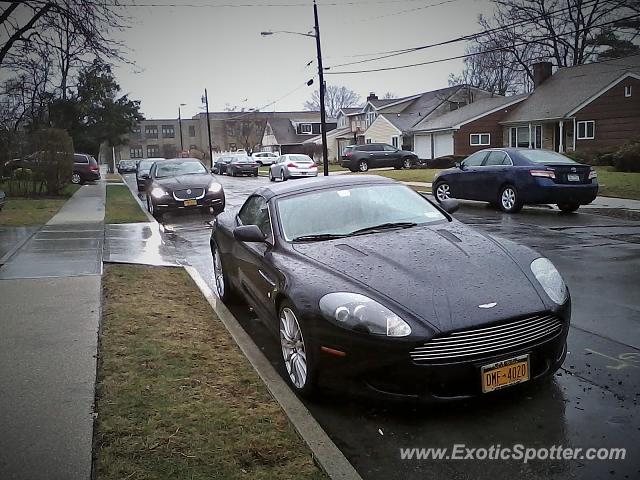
[233, 225, 266, 243]
[440, 199, 460, 214]
[455, 162, 463, 169]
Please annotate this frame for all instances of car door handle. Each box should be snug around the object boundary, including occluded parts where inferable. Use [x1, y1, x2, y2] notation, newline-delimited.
[258, 269, 275, 287]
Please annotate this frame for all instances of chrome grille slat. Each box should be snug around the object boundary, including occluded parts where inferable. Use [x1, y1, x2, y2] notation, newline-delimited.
[173, 188, 205, 201]
[410, 314, 562, 363]
[412, 318, 559, 351]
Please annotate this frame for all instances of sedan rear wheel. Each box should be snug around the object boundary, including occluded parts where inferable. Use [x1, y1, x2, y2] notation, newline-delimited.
[558, 202, 580, 213]
[269, 169, 275, 182]
[499, 185, 523, 213]
[434, 182, 450, 203]
[279, 301, 317, 397]
[280, 170, 286, 182]
[358, 160, 369, 172]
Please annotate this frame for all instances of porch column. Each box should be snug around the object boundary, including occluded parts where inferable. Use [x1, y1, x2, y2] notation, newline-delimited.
[558, 120, 564, 153]
[528, 123, 532, 148]
[572, 118, 576, 152]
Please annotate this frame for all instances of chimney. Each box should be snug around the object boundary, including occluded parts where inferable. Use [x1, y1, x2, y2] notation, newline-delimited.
[533, 61, 553, 88]
[367, 92, 378, 101]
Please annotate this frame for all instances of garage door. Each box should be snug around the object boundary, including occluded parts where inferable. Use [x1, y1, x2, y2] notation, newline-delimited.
[433, 132, 453, 158]
[414, 134, 432, 159]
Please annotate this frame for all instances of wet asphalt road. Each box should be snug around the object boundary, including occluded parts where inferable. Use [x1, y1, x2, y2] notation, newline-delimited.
[125, 173, 640, 480]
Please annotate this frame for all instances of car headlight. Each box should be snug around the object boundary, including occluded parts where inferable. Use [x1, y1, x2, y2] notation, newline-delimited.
[151, 187, 167, 199]
[530, 257, 567, 304]
[319, 292, 411, 337]
[208, 182, 222, 193]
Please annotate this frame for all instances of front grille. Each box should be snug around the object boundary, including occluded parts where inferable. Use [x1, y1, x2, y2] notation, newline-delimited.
[173, 188, 204, 200]
[410, 313, 562, 363]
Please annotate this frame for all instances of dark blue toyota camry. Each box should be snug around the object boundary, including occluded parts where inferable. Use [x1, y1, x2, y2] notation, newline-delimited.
[432, 148, 598, 213]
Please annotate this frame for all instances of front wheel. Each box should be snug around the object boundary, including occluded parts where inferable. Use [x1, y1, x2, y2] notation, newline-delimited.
[147, 196, 163, 221]
[434, 181, 451, 203]
[211, 241, 238, 303]
[499, 185, 523, 213]
[403, 157, 412, 169]
[358, 160, 369, 172]
[279, 301, 318, 398]
[558, 202, 580, 213]
[71, 173, 82, 184]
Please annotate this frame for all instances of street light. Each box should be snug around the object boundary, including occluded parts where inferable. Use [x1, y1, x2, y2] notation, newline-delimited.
[260, 0, 329, 176]
[178, 103, 187, 152]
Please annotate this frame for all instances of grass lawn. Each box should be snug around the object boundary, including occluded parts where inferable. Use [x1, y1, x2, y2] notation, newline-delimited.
[105, 184, 149, 223]
[0, 183, 80, 227]
[594, 167, 640, 200]
[362, 168, 443, 184]
[96, 265, 326, 480]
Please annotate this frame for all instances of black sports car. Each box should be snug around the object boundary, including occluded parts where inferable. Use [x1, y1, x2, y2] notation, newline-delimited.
[145, 158, 225, 219]
[210, 175, 570, 401]
[433, 148, 598, 213]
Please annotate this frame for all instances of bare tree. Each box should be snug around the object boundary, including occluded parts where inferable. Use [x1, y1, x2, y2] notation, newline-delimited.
[457, 0, 639, 90]
[304, 85, 361, 118]
[382, 92, 398, 99]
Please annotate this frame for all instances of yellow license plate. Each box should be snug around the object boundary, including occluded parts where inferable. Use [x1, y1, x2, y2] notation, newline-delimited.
[481, 355, 530, 393]
[183, 199, 197, 206]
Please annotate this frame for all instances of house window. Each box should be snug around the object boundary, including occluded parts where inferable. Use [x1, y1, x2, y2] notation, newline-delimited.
[365, 138, 372, 144]
[300, 123, 312, 134]
[161, 125, 175, 138]
[391, 136, 399, 148]
[509, 126, 542, 148]
[188, 125, 196, 137]
[145, 125, 158, 138]
[130, 147, 143, 158]
[131, 125, 141, 134]
[576, 121, 595, 140]
[147, 145, 160, 157]
[366, 112, 376, 127]
[470, 133, 491, 146]
[624, 85, 632, 97]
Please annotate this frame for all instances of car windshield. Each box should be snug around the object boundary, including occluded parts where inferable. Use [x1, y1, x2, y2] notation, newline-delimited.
[277, 184, 446, 241]
[289, 155, 313, 164]
[137, 160, 155, 172]
[156, 161, 206, 177]
[519, 150, 578, 165]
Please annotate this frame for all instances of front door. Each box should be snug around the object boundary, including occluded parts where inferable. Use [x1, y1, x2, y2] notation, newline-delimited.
[452, 150, 489, 200]
[475, 150, 512, 201]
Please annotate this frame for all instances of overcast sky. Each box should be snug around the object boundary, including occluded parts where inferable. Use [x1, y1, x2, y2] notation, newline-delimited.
[113, 0, 492, 119]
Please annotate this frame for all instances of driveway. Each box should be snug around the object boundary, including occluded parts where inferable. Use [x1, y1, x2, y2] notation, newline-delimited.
[123, 172, 640, 479]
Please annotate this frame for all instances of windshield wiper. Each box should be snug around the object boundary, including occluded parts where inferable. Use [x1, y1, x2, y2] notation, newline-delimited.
[348, 222, 418, 236]
[292, 233, 349, 242]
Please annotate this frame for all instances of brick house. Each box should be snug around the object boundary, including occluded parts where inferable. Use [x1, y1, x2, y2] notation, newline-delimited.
[408, 94, 528, 158]
[501, 55, 640, 155]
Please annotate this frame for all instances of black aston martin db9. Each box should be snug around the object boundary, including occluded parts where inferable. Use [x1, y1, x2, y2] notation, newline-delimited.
[146, 158, 225, 219]
[210, 175, 570, 401]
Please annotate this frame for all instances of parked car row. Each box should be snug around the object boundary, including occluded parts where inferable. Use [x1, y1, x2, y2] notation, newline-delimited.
[213, 155, 259, 177]
[210, 174, 571, 401]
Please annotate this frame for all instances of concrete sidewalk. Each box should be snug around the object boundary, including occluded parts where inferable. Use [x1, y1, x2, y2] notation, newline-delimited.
[0, 182, 104, 479]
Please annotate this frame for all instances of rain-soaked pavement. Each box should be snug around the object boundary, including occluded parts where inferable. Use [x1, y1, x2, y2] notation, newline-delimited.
[123, 172, 640, 479]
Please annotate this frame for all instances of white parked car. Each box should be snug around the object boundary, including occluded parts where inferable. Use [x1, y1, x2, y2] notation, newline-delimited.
[269, 154, 318, 182]
[252, 151, 279, 166]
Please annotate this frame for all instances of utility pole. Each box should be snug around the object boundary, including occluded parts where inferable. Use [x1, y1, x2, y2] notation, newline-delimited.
[313, 0, 329, 176]
[204, 89, 213, 168]
[178, 103, 186, 152]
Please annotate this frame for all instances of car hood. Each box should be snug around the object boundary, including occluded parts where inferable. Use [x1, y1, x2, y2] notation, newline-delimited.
[155, 174, 213, 189]
[291, 223, 546, 333]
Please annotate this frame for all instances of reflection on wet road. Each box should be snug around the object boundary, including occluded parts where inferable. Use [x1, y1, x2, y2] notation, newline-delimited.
[123, 172, 640, 479]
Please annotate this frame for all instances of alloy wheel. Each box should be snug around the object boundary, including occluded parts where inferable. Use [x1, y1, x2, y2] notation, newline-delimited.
[280, 170, 286, 182]
[280, 307, 307, 389]
[147, 197, 154, 215]
[403, 158, 412, 169]
[501, 187, 516, 210]
[358, 160, 369, 172]
[435, 183, 450, 202]
[212, 247, 225, 298]
[71, 173, 81, 184]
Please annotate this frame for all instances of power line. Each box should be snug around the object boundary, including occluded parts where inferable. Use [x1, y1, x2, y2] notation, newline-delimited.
[65, 0, 450, 8]
[325, 14, 640, 75]
[326, 0, 601, 69]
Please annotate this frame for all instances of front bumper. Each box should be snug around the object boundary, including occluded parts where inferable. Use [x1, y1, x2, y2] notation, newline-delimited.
[314, 307, 570, 402]
[153, 193, 225, 214]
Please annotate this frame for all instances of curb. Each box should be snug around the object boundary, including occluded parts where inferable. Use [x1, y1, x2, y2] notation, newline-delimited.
[184, 266, 363, 480]
[111, 173, 157, 223]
